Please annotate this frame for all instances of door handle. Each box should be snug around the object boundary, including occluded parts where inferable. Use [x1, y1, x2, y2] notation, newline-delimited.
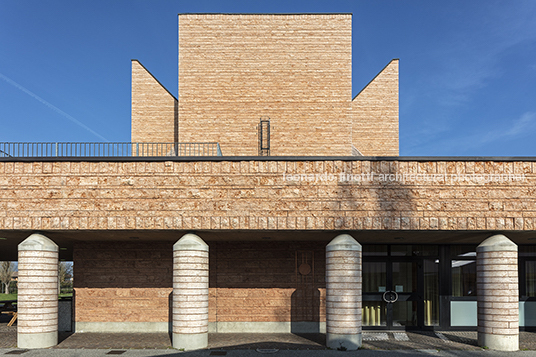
[382, 291, 398, 303]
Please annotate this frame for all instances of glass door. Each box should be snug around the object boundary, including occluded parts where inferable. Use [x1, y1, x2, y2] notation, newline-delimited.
[390, 261, 418, 328]
[363, 258, 436, 329]
[362, 261, 387, 327]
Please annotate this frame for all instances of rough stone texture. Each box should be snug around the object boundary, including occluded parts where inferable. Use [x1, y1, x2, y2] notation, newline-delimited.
[352, 59, 399, 156]
[477, 235, 519, 351]
[173, 234, 209, 350]
[178, 14, 353, 156]
[325, 235, 362, 350]
[131, 60, 177, 147]
[17, 234, 59, 349]
[0, 159, 533, 232]
[73, 242, 173, 324]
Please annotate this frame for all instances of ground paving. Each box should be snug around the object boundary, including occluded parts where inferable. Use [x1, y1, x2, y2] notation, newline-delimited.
[2, 317, 536, 352]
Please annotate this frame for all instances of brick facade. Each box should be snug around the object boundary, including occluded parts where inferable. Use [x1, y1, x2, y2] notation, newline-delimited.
[73, 242, 173, 324]
[0, 159, 533, 231]
[130, 14, 400, 157]
[73, 240, 326, 325]
[177, 14, 352, 156]
[352, 59, 399, 156]
[131, 60, 177, 145]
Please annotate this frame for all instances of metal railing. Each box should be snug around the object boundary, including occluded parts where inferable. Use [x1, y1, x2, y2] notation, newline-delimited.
[0, 142, 222, 158]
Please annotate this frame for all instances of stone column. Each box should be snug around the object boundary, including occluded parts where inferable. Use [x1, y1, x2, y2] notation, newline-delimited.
[326, 234, 362, 350]
[172, 233, 209, 350]
[17, 233, 59, 349]
[477, 234, 518, 351]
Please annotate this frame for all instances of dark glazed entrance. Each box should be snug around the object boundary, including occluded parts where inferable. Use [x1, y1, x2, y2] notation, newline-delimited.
[362, 245, 440, 330]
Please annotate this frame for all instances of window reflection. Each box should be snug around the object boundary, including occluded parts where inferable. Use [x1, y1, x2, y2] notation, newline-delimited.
[527, 261, 536, 297]
[452, 259, 477, 296]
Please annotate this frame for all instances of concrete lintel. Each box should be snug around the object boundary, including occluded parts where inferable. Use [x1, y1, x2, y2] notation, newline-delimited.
[477, 234, 517, 253]
[326, 234, 361, 252]
[18, 233, 58, 252]
[174, 233, 208, 252]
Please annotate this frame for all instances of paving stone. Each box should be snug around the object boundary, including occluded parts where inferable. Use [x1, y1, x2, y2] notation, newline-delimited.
[3, 320, 536, 351]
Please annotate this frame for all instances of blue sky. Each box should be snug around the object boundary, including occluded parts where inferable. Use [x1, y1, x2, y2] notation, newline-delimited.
[1, 0, 535, 156]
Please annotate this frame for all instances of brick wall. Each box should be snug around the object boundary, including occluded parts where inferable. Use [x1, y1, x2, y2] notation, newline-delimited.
[178, 14, 353, 156]
[131, 60, 177, 145]
[73, 242, 173, 323]
[352, 59, 399, 156]
[73, 240, 326, 324]
[210, 241, 325, 323]
[0, 159, 534, 232]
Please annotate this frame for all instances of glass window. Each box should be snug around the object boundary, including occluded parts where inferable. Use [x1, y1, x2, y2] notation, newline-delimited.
[363, 262, 386, 293]
[424, 259, 439, 326]
[391, 245, 438, 257]
[452, 259, 477, 296]
[450, 245, 477, 258]
[392, 262, 416, 293]
[520, 246, 536, 257]
[526, 261, 536, 297]
[362, 245, 388, 256]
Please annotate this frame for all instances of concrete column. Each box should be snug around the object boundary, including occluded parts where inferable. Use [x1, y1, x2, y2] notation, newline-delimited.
[325, 234, 362, 351]
[477, 234, 518, 351]
[17, 233, 59, 349]
[172, 233, 209, 351]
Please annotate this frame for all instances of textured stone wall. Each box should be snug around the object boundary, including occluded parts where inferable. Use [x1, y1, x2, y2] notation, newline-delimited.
[0, 159, 534, 231]
[178, 14, 352, 156]
[352, 59, 399, 156]
[73, 242, 173, 323]
[131, 60, 177, 146]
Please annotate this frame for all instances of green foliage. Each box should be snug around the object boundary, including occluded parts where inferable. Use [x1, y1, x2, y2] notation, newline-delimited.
[0, 261, 15, 294]
[0, 293, 17, 302]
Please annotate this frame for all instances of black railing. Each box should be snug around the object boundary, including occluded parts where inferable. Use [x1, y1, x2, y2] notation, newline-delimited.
[0, 142, 222, 158]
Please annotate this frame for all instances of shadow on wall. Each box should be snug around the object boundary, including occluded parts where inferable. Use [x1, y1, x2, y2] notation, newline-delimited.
[335, 160, 417, 233]
[291, 287, 321, 333]
[73, 241, 174, 289]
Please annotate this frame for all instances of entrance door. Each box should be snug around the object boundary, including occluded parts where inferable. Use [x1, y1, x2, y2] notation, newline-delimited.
[362, 258, 437, 329]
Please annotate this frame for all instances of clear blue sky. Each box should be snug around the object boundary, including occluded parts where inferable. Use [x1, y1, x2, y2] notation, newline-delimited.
[1, 0, 535, 156]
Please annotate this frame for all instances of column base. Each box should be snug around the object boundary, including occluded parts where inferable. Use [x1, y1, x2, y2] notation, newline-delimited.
[18, 332, 58, 349]
[326, 332, 361, 351]
[478, 333, 518, 351]
[173, 332, 208, 351]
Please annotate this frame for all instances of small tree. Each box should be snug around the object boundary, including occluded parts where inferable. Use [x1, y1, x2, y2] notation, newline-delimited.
[58, 261, 73, 294]
[0, 261, 15, 294]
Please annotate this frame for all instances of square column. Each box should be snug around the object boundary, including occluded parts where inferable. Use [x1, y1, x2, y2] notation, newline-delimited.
[477, 234, 518, 351]
[172, 233, 209, 351]
[17, 233, 59, 349]
[325, 234, 362, 350]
